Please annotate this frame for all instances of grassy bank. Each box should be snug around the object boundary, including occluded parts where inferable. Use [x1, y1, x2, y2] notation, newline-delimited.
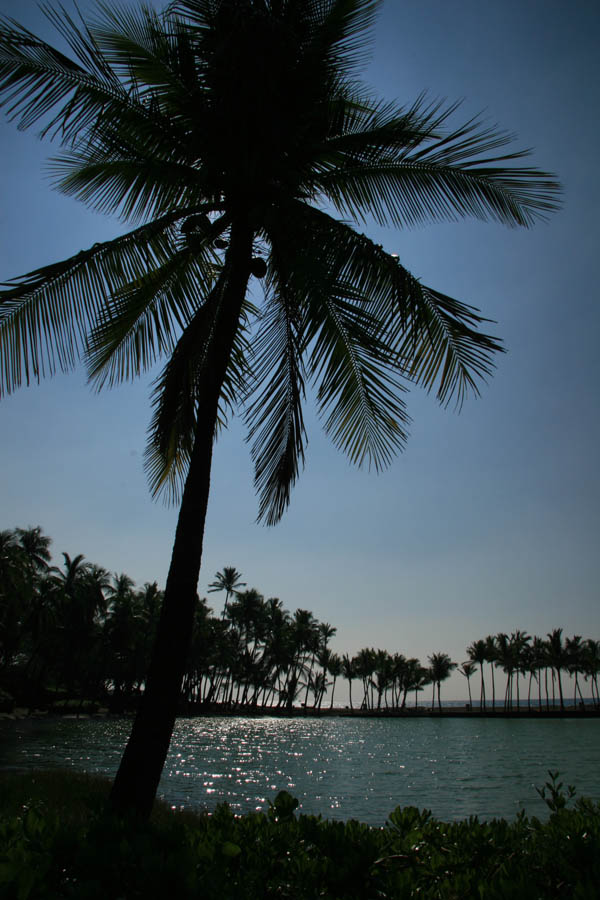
[1, 770, 599, 898]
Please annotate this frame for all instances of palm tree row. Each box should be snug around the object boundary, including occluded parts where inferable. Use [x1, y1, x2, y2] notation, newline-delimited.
[467, 631, 600, 711]
[4, 531, 597, 715]
[0, 533, 471, 713]
[0, 526, 163, 711]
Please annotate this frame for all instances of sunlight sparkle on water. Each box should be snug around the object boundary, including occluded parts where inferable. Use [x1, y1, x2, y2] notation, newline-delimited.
[2, 715, 599, 824]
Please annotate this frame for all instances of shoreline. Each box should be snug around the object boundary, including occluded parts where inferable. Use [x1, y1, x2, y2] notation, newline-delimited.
[2, 704, 599, 722]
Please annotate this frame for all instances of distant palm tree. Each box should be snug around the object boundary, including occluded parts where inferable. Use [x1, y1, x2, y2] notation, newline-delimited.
[327, 652, 343, 710]
[0, 529, 29, 670]
[341, 653, 355, 710]
[566, 635, 584, 705]
[485, 635, 498, 709]
[409, 665, 430, 709]
[511, 630, 531, 710]
[391, 653, 408, 708]
[354, 648, 376, 710]
[459, 661, 476, 707]
[52, 553, 91, 599]
[582, 639, 600, 708]
[528, 636, 547, 711]
[467, 639, 488, 710]
[428, 652, 457, 712]
[208, 567, 246, 618]
[15, 526, 52, 575]
[373, 649, 393, 709]
[546, 628, 569, 710]
[494, 632, 515, 711]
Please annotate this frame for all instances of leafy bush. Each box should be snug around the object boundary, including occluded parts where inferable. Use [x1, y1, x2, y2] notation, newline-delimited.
[0, 774, 598, 898]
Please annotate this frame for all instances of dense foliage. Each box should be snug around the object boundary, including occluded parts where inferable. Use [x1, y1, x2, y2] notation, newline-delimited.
[0, 770, 598, 898]
[2, 526, 598, 715]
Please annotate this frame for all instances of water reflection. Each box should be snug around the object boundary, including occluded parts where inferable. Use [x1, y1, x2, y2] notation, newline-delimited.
[1, 715, 598, 824]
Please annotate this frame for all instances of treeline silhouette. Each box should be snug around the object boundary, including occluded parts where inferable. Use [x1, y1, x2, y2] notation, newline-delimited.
[1, 527, 598, 713]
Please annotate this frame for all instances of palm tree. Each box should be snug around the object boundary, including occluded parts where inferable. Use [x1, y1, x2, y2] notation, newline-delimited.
[327, 652, 343, 709]
[582, 639, 600, 708]
[546, 628, 569, 710]
[458, 661, 476, 707]
[373, 649, 393, 709]
[528, 636, 547, 711]
[391, 653, 408, 708]
[484, 635, 499, 710]
[341, 653, 355, 710]
[406, 663, 430, 709]
[207, 567, 246, 618]
[428, 652, 457, 712]
[0, 529, 29, 672]
[565, 635, 585, 705]
[467, 639, 488, 710]
[511, 630, 531, 711]
[354, 648, 376, 710]
[0, 0, 560, 816]
[15, 527, 52, 576]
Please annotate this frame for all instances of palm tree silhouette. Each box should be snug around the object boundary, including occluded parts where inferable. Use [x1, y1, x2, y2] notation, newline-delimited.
[0, 0, 560, 815]
[459, 661, 476, 707]
[467, 639, 488, 710]
[207, 567, 246, 618]
[566, 635, 585, 705]
[341, 653, 356, 710]
[582, 639, 600, 708]
[546, 628, 569, 710]
[428, 652, 457, 711]
[485, 635, 499, 709]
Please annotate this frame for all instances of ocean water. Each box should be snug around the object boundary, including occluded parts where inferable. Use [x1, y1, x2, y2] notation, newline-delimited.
[1, 715, 598, 824]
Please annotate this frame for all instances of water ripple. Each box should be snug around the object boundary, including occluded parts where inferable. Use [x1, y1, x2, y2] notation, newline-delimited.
[1, 716, 598, 824]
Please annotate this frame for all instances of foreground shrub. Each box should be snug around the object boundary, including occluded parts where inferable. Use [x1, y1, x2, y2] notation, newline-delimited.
[0, 772, 598, 898]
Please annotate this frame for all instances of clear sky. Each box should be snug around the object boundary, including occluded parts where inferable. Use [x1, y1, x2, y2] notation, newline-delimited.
[1, 0, 598, 700]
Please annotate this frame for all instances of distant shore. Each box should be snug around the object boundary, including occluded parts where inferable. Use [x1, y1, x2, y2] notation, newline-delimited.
[188, 704, 600, 720]
[3, 703, 599, 722]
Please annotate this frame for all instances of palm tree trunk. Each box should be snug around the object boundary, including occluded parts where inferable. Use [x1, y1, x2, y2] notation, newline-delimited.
[109, 221, 253, 818]
[330, 676, 337, 710]
[556, 667, 565, 710]
[479, 664, 486, 710]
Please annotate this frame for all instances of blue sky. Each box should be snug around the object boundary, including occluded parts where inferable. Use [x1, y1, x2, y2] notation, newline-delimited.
[1, 0, 598, 700]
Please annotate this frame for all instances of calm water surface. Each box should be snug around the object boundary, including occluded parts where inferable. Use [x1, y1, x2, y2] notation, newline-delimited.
[1, 716, 598, 824]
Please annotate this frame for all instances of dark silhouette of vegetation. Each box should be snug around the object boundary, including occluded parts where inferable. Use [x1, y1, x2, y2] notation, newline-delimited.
[0, 0, 561, 816]
[1, 768, 599, 899]
[2, 526, 598, 721]
[428, 652, 457, 711]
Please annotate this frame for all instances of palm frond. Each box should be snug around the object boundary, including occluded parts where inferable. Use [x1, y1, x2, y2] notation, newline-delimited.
[86, 244, 218, 389]
[285, 203, 502, 408]
[48, 150, 210, 222]
[0, 211, 185, 396]
[90, 2, 203, 111]
[308, 289, 410, 469]
[303, 0, 382, 80]
[262, 203, 409, 471]
[391, 282, 502, 408]
[144, 276, 253, 503]
[244, 277, 307, 526]
[144, 288, 221, 504]
[316, 97, 561, 227]
[0, 11, 128, 142]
